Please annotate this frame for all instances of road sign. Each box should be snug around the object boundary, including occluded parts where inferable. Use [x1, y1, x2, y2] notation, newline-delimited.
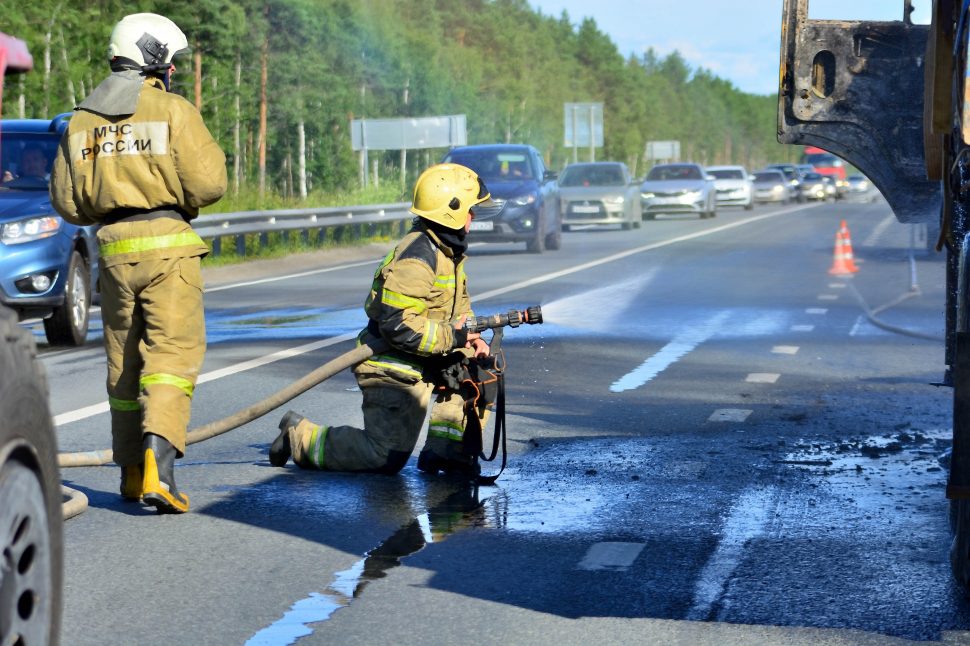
[564, 102, 603, 162]
[645, 140, 680, 162]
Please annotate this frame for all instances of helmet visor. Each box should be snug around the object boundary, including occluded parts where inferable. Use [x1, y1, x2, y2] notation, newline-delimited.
[476, 177, 496, 208]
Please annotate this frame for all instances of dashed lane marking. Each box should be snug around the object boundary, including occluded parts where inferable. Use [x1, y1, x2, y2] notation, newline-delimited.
[771, 345, 799, 354]
[577, 542, 646, 571]
[805, 308, 828, 315]
[708, 409, 752, 422]
[828, 283, 847, 289]
[745, 373, 780, 384]
[817, 294, 839, 301]
[790, 325, 814, 332]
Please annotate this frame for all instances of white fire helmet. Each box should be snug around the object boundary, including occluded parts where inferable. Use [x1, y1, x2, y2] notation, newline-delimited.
[108, 13, 189, 70]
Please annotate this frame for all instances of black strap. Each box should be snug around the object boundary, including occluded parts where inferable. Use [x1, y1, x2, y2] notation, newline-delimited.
[474, 374, 506, 486]
[474, 328, 507, 486]
[102, 207, 190, 225]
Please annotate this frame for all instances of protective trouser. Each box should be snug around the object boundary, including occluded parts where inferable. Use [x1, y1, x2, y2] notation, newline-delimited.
[101, 255, 206, 466]
[287, 375, 477, 473]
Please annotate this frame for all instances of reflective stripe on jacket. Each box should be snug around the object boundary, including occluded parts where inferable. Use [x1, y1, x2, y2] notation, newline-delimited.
[357, 223, 473, 382]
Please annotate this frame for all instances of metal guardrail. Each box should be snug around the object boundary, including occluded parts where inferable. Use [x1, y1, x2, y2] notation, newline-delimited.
[193, 202, 412, 256]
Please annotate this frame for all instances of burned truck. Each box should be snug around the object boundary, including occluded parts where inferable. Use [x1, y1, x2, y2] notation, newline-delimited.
[778, 0, 970, 588]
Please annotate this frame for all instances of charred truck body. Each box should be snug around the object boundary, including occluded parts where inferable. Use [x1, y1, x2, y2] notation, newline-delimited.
[778, 0, 970, 588]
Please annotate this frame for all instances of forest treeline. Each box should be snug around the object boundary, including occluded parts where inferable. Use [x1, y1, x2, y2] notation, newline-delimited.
[5, 0, 795, 204]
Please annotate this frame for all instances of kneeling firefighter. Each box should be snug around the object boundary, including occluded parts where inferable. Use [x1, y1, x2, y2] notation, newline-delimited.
[270, 163, 497, 478]
[50, 13, 227, 513]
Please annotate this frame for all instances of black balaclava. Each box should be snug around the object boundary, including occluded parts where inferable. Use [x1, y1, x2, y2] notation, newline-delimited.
[422, 218, 468, 257]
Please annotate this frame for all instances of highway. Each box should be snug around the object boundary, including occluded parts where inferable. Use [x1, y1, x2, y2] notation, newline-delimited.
[42, 198, 970, 645]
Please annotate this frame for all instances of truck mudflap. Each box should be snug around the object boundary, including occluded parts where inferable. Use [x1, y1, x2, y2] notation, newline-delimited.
[778, 0, 942, 224]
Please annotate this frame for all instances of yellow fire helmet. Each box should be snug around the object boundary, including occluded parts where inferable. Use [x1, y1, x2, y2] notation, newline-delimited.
[410, 163, 495, 230]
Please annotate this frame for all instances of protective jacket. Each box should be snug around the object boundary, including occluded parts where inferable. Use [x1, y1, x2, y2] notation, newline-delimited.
[50, 75, 226, 266]
[357, 221, 473, 384]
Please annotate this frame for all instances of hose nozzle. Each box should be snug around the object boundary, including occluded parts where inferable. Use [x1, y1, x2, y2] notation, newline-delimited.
[464, 305, 543, 333]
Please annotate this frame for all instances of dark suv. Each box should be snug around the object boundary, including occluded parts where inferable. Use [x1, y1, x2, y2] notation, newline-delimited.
[0, 115, 98, 345]
[441, 144, 561, 253]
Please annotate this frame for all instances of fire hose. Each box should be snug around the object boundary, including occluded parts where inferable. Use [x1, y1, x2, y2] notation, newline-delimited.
[59, 307, 543, 519]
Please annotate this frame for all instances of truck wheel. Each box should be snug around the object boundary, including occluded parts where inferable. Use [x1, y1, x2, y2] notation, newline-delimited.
[43, 251, 89, 346]
[0, 305, 63, 646]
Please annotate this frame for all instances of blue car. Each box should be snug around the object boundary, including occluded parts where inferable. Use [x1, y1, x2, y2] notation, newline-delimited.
[0, 114, 98, 345]
[441, 144, 562, 253]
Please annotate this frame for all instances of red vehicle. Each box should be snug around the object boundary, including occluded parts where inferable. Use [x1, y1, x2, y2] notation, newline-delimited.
[800, 146, 846, 181]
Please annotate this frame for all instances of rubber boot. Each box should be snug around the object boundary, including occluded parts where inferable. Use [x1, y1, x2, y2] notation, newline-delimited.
[270, 410, 302, 467]
[417, 449, 446, 475]
[417, 449, 480, 479]
[142, 433, 189, 514]
[120, 464, 143, 501]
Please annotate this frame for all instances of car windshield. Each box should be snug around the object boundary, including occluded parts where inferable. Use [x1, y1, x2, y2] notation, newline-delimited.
[753, 172, 783, 182]
[647, 165, 702, 181]
[558, 164, 625, 187]
[707, 169, 744, 180]
[803, 173, 823, 181]
[0, 133, 56, 191]
[443, 149, 534, 181]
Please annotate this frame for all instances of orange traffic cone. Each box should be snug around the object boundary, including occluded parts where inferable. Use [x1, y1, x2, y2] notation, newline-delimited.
[838, 220, 860, 272]
[828, 231, 858, 275]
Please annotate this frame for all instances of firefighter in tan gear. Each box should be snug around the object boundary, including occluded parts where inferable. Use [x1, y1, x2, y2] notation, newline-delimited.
[269, 163, 492, 477]
[50, 13, 227, 513]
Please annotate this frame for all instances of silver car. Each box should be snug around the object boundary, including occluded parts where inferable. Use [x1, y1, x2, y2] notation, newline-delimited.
[751, 169, 790, 204]
[706, 165, 754, 210]
[558, 161, 641, 230]
[640, 163, 717, 220]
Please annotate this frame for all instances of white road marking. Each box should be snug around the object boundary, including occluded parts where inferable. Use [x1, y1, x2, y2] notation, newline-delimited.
[206, 260, 377, 293]
[861, 213, 896, 247]
[687, 486, 776, 620]
[817, 294, 838, 301]
[790, 325, 814, 332]
[745, 373, 780, 384]
[850, 316, 865, 337]
[56, 205, 813, 425]
[53, 332, 357, 426]
[577, 542, 646, 571]
[805, 308, 828, 315]
[610, 312, 731, 392]
[708, 409, 752, 422]
[771, 345, 799, 355]
[828, 283, 846, 289]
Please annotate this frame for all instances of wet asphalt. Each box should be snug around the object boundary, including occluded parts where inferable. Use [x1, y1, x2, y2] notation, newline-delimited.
[38, 196, 970, 645]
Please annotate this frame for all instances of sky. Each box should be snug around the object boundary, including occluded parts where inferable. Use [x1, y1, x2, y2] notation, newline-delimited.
[529, 0, 932, 96]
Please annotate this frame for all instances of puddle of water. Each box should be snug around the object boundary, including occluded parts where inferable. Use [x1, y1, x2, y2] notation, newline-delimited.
[246, 487, 495, 645]
[205, 307, 363, 344]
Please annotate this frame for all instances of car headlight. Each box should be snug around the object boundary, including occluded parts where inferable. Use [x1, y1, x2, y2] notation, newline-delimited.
[511, 193, 537, 206]
[603, 196, 625, 205]
[772, 185, 784, 193]
[640, 192, 655, 199]
[1, 216, 62, 245]
[686, 190, 702, 201]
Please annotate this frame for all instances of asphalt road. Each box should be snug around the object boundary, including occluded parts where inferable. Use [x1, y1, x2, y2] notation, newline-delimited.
[40, 196, 970, 645]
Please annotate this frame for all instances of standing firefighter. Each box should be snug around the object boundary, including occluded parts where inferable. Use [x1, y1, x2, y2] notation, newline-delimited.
[270, 163, 492, 477]
[50, 13, 227, 513]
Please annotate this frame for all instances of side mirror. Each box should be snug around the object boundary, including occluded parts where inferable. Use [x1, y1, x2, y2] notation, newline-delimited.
[543, 170, 558, 182]
[705, 174, 716, 181]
